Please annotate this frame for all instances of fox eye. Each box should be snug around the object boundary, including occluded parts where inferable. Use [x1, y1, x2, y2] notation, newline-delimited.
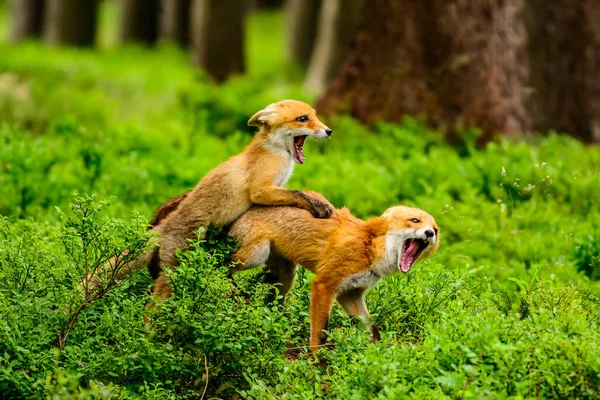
[296, 115, 309, 123]
[410, 218, 420, 223]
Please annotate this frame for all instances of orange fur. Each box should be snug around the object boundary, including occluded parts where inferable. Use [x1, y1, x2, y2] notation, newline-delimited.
[229, 192, 440, 349]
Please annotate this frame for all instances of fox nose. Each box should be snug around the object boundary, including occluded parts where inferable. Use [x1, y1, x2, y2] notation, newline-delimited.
[425, 229, 434, 238]
[325, 128, 332, 137]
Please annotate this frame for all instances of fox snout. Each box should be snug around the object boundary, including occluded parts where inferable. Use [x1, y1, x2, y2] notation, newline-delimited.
[417, 228, 437, 246]
[313, 126, 333, 139]
[303, 114, 332, 139]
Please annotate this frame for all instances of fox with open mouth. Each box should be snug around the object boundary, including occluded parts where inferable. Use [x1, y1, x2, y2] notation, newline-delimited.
[228, 191, 440, 350]
[87, 100, 334, 299]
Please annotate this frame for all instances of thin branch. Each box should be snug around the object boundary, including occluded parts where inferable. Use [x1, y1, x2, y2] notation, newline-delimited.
[201, 355, 209, 400]
[58, 299, 89, 349]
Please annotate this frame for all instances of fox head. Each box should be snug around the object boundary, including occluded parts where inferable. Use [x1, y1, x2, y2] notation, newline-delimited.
[381, 206, 439, 273]
[248, 100, 332, 164]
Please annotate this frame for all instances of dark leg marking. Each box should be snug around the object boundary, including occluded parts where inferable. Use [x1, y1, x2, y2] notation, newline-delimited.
[371, 325, 381, 342]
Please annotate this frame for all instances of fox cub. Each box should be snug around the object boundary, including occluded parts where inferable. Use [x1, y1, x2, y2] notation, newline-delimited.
[228, 192, 440, 349]
[89, 100, 334, 299]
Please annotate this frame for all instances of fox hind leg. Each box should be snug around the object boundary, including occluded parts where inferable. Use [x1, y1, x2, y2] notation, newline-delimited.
[231, 239, 271, 273]
[152, 271, 173, 300]
[228, 239, 271, 300]
[150, 224, 207, 300]
[264, 251, 297, 304]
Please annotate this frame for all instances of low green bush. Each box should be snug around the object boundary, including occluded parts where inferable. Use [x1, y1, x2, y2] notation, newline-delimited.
[2, 197, 597, 398]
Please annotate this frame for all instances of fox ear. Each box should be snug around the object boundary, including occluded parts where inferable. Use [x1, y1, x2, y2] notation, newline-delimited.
[248, 108, 278, 127]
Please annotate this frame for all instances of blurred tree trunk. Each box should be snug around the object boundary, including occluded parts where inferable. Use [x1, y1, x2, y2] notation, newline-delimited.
[10, 0, 45, 43]
[120, 0, 159, 45]
[285, 0, 321, 65]
[525, 0, 600, 142]
[43, 0, 98, 47]
[159, 0, 191, 45]
[249, 0, 283, 8]
[318, 0, 530, 142]
[190, 0, 246, 83]
[304, 0, 362, 95]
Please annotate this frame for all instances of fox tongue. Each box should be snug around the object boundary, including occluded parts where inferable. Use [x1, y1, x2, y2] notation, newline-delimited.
[399, 240, 420, 273]
[294, 136, 306, 164]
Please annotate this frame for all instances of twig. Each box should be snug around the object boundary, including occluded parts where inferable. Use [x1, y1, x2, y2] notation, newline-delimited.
[201, 355, 209, 400]
[58, 283, 110, 349]
[58, 299, 89, 349]
[286, 383, 302, 395]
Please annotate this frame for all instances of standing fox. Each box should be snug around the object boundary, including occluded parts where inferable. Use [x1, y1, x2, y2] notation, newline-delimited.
[228, 192, 439, 349]
[89, 100, 334, 298]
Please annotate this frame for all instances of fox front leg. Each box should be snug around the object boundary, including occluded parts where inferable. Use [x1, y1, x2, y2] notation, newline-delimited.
[336, 288, 381, 342]
[250, 186, 333, 219]
[309, 278, 337, 350]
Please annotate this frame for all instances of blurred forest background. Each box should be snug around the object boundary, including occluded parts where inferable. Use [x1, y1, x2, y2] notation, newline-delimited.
[5, 0, 600, 143]
[0, 1, 599, 399]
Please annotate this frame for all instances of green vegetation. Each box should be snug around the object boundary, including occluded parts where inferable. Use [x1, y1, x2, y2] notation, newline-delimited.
[0, 7, 599, 399]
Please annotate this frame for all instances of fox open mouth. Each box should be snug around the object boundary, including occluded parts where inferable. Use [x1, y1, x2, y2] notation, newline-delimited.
[399, 239, 428, 273]
[293, 135, 307, 164]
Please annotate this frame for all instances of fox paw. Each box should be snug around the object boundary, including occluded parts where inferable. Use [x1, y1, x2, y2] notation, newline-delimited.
[310, 200, 333, 219]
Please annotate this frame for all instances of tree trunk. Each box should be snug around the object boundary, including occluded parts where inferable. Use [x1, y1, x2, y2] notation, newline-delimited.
[525, 0, 600, 142]
[120, 0, 160, 45]
[285, 0, 321, 65]
[190, 0, 246, 83]
[10, 0, 45, 43]
[43, 0, 98, 47]
[304, 0, 362, 95]
[159, 0, 191, 45]
[250, 0, 283, 9]
[318, 0, 530, 142]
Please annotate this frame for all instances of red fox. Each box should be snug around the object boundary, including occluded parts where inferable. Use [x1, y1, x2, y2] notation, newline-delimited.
[89, 100, 334, 298]
[228, 192, 440, 349]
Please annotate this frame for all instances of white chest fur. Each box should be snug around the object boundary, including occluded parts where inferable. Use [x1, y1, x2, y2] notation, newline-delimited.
[336, 235, 400, 294]
[273, 157, 295, 187]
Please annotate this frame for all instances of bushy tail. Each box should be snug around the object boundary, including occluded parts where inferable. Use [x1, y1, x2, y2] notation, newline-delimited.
[84, 244, 157, 290]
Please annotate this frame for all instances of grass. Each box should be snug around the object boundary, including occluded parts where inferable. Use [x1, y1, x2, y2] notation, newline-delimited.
[0, 3, 599, 399]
